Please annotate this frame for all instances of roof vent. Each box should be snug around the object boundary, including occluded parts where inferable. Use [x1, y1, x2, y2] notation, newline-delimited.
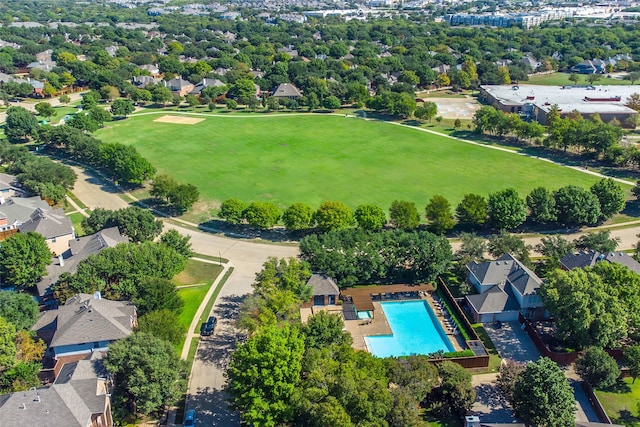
[20, 403, 26, 410]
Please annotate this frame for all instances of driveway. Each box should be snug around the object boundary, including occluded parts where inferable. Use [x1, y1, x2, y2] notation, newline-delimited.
[470, 373, 518, 423]
[483, 321, 540, 363]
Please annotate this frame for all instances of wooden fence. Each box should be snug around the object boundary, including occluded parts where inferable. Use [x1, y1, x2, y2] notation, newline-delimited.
[582, 381, 614, 424]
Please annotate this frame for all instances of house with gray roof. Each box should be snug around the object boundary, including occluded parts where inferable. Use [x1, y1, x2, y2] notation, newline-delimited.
[0, 196, 50, 232]
[465, 253, 544, 323]
[0, 352, 113, 427]
[305, 274, 340, 306]
[20, 207, 75, 256]
[271, 83, 302, 99]
[33, 293, 136, 359]
[37, 227, 127, 304]
[163, 77, 194, 96]
[27, 60, 57, 72]
[132, 75, 158, 88]
[560, 250, 640, 275]
[190, 77, 226, 96]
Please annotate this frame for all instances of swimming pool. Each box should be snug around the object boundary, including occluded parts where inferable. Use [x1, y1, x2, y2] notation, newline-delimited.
[365, 300, 455, 358]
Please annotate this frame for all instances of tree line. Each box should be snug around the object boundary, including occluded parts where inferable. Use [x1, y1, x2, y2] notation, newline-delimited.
[217, 177, 626, 237]
[227, 257, 476, 427]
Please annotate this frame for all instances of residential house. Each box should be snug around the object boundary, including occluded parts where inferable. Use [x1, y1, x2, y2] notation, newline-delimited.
[0, 353, 113, 427]
[37, 227, 128, 306]
[0, 196, 51, 232]
[35, 49, 53, 62]
[560, 250, 640, 275]
[33, 293, 136, 359]
[105, 45, 118, 57]
[465, 253, 544, 323]
[190, 78, 226, 96]
[19, 207, 75, 256]
[571, 59, 601, 74]
[27, 60, 57, 72]
[0, 173, 21, 198]
[164, 78, 194, 96]
[520, 54, 541, 71]
[271, 83, 302, 99]
[132, 75, 159, 88]
[306, 274, 340, 306]
[138, 63, 160, 75]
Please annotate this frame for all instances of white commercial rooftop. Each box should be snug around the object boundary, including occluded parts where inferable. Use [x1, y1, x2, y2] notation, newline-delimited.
[481, 84, 640, 115]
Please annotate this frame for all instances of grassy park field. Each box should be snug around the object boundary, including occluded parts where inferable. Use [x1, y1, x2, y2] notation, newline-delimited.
[96, 112, 613, 209]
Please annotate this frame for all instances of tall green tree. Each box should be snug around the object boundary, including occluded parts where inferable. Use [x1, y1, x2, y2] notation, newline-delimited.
[5, 106, 39, 143]
[526, 187, 557, 224]
[243, 201, 281, 228]
[35, 102, 56, 120]
[0, 292, 39, 330]
[455, 193, 487, 228]
[219, 198, 247, 224]
[227, 324, 304, 426]
[540, 268, 627, 349]
[623, 345, 640, 384]
[104, 332, 187, 415]
[512, 358, 576, 427]
[425, 195, 455, 234]
[136, 309, 185, 346]
[554, 185, 601, 226]
[282, 203, 314, 231]
[488, 188, 527, 230]
[313, 201, 355, 232]
[429, 361, 475, 417]
[302, 311, 352, 350]
[574, 230, 619, 253]
[132, 277, 183, 316]
[591, 178, 626, 220]
[575, 347, 620, 389]
[110, 99, 135, 117]
[389, 200, 420, 230]
[0, 232, 51, 289]
[354, 204, 386, 231]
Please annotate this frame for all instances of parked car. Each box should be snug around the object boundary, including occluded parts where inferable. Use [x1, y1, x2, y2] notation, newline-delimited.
[200, 316, 217, 336]
[184, 409, 196, 426]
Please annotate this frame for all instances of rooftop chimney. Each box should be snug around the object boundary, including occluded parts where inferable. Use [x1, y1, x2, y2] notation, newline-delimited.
[58, 254, 64, 267]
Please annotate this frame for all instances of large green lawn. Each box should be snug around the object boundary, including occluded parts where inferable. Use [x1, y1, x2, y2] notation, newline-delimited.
[595, 378, 640, 426]
[528, 72, 631, 86]
[95, 112, 613, 209]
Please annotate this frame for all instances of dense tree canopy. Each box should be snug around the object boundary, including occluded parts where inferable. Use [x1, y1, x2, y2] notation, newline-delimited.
[389, 200, 421, 230]
[104, 332, 187, 415]
[227, 324, 304, 426]
[300, 228, 452, 286]
[0, 292, 39, 331]
[575, 347, 620, 389]
[313, 201, 355, 232]
[0, 232, 52, 289]
[487, 188, 527, 230]
[512, 358, 576, 427]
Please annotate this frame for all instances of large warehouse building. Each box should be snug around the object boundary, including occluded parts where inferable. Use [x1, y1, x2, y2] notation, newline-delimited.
[479, 84, 639, 126]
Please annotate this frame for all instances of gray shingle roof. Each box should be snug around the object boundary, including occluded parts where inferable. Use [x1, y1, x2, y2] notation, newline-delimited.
[306, 274, 339, 296]
[0, 196, 50, 227]
[19, 207, 74, 240]
[0, 353, 109, 426]
[468, 253, 542, 297]
[33, 293, 135, 349]
[37, 227, 127, 297]
[560, 250, 640, 275]
[271, 83, 302, 98]
[466, 285, 520, 315]
[190, 78, 225, 95]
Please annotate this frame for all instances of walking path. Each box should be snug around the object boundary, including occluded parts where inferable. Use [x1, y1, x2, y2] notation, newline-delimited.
[65, 195, 90, 217]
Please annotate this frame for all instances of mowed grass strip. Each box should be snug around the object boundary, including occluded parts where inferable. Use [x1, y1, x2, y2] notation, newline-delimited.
[96, 113, 613, 209]
[528, 72, 631, 86]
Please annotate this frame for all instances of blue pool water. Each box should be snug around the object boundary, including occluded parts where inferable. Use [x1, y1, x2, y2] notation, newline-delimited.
[365, 301, 455, 358]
